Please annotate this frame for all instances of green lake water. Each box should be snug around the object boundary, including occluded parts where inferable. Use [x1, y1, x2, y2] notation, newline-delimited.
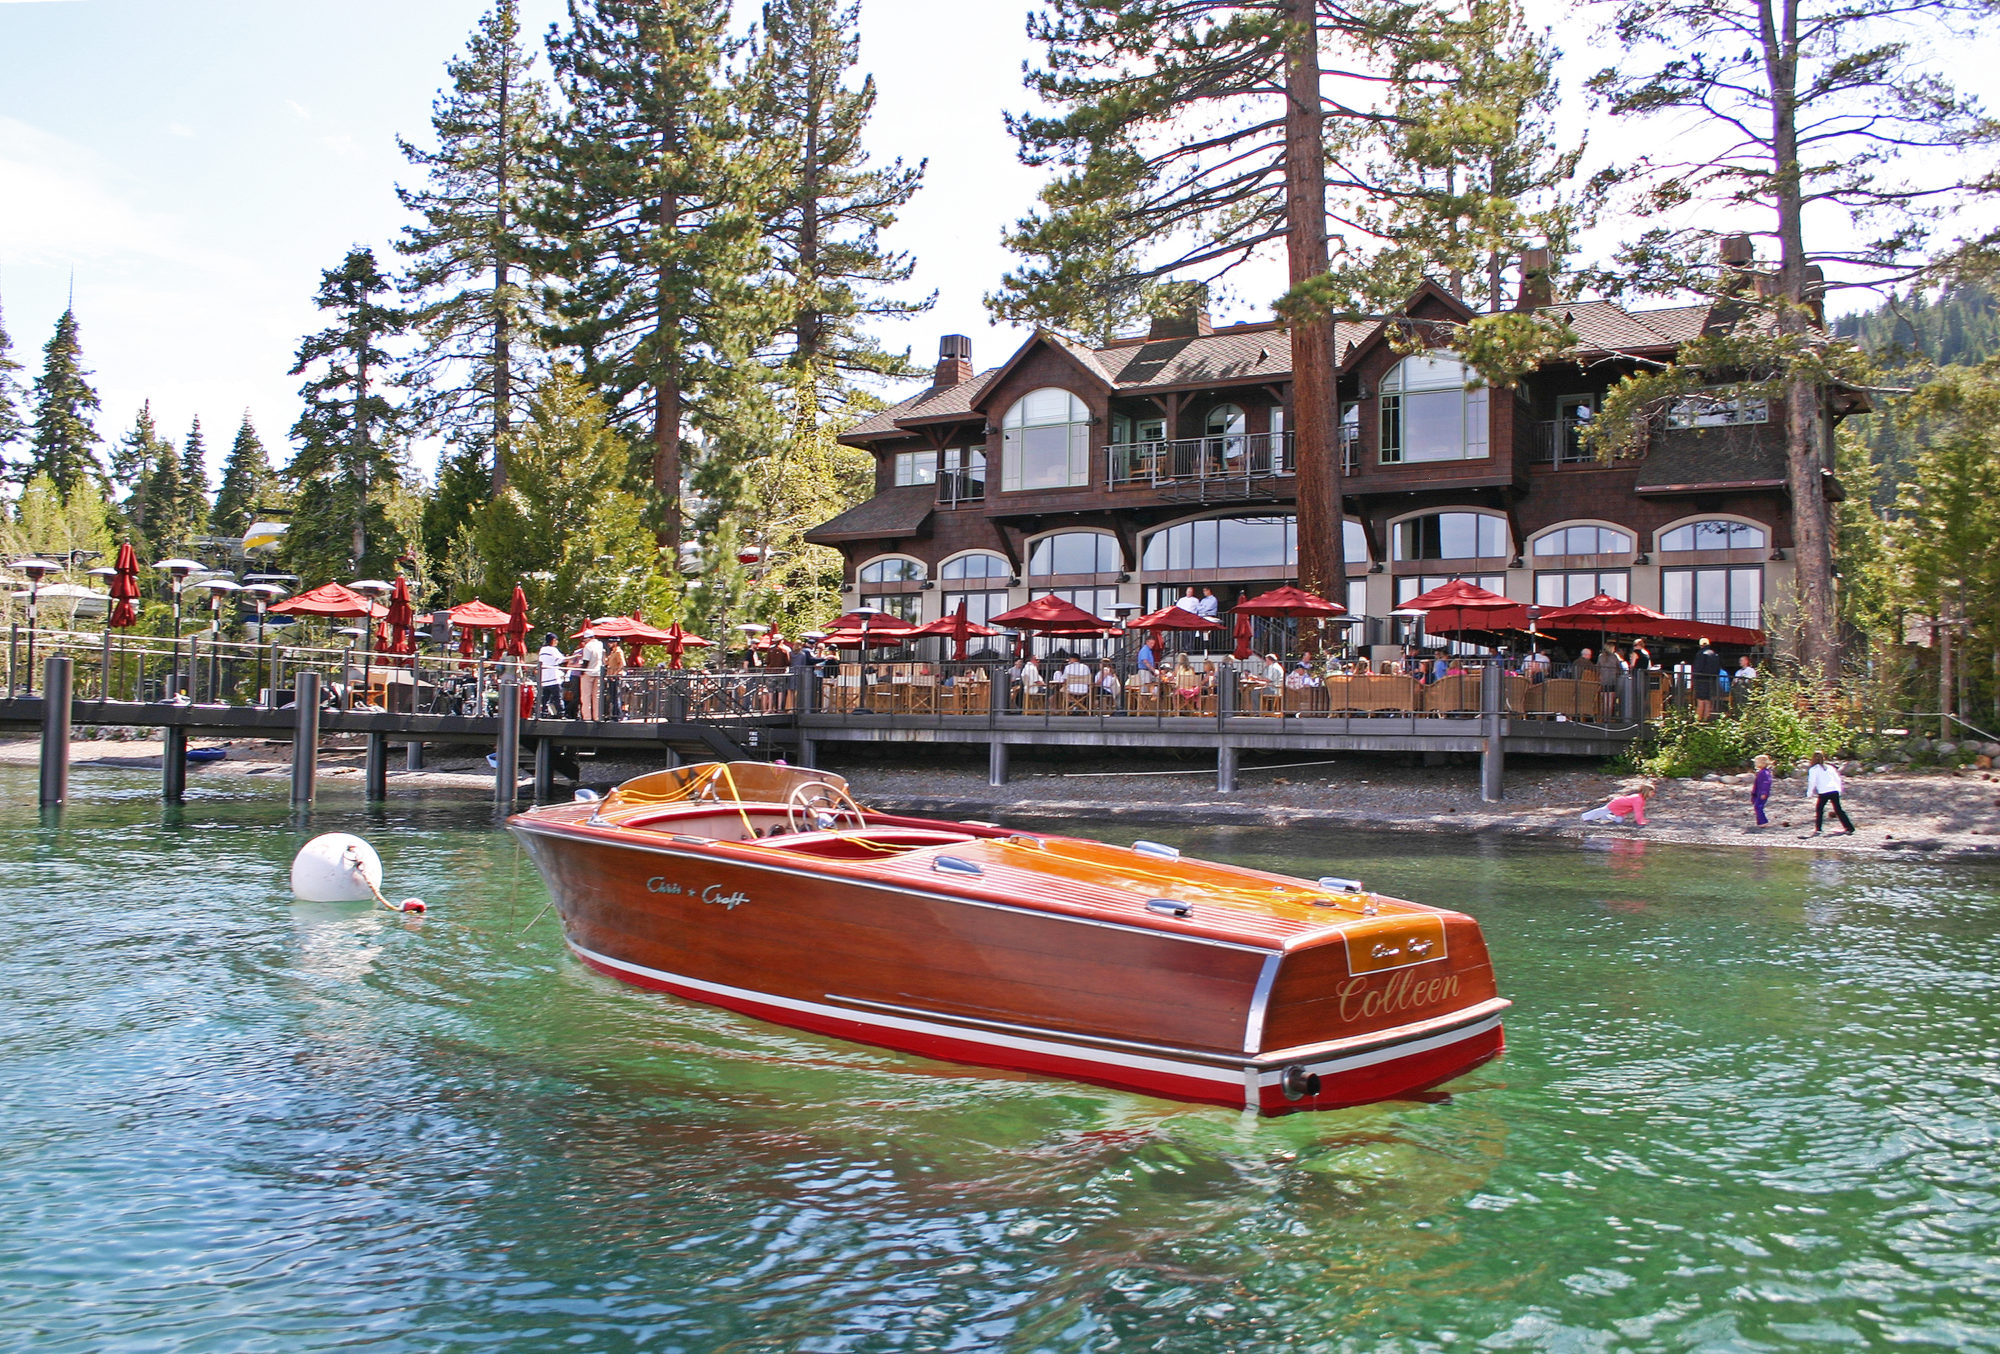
[2, 766, 1997, 1352]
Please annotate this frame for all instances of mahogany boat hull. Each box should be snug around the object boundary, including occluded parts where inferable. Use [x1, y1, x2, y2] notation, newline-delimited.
[510, 780, 1507, 1114]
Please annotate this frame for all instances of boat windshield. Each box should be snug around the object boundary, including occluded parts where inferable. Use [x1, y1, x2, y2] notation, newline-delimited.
[604, 762, 853, 811]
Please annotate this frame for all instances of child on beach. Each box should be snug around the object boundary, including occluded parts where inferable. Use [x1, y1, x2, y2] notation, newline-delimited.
[1806, 752, 1855, 835]
[1751, 754, 1773, 827]
[1581, 784, 1653, 826]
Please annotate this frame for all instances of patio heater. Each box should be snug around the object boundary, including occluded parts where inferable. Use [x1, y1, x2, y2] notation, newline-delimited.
[350, 579, 391, 709]
[14, 558, 60, 696]
[153, 558, 202, 701]
[735, 622, 769, 667]
[185, 578, 242, 702]
[243, 583, 288, 708]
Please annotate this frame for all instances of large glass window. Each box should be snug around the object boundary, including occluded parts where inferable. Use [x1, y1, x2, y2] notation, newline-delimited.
[859, 557, 925, 584]
[868, 593, 922, 623]
[1027, 532, 1120, 577]
[1664, 388, 1769, 429]
[1397, 574, 1508, 604]
[1662, 567, 1763, 630]
[1141, 516, 1294, 571]
[939, 588, 1010, 636]
[1030, 587, 1119, 659]
[1659, 519, 1768, 552]
[1533, 524, 1635, 557]
[1392, 512, 1508, 562]
[1380, 351, 1489, 463]
[891, 451, 936, 487]
[1535, 570, 1631, 607]
[940, 551, 1009, 582]
[1001, 388, 1092, 491]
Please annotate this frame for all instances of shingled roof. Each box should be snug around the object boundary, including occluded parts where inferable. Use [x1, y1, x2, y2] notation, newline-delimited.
[1634, 425, 1789, 494]
[802, 484, 936, 545]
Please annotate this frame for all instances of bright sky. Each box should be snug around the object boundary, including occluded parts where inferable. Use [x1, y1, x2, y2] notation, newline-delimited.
[1, 0, 1993, 486]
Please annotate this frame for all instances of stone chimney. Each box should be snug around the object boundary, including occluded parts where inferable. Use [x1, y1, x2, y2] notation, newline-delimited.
[1718, 233, 1755, 268]
[1516, 247, 1554, 311]
[933, 334, 973, 390]
[1147, 286, 1214, 340]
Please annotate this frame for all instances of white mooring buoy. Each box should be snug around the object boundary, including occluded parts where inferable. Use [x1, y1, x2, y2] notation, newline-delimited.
[291, 833, 426, 912]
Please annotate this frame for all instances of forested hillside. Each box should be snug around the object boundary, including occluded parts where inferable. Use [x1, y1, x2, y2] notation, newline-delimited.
[1833, 286, 1999, 502]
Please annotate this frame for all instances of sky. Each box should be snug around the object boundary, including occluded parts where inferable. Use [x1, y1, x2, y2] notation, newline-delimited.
[1, 0, 1994, 487]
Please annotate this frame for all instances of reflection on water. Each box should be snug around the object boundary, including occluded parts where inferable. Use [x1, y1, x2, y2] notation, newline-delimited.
[0, 769, 1995, 1352]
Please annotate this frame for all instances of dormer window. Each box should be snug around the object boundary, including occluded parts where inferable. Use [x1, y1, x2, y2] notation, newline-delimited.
[1001, 388, 1091, 491]
[1380, 352, 1489, 463]
[892, 451, 936, 486]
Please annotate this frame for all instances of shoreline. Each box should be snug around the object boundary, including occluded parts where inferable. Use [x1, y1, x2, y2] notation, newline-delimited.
[7, 735, 1998, 860]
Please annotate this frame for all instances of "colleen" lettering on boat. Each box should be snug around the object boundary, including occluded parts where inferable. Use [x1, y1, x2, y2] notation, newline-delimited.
[1336, 969, 1461, 1021]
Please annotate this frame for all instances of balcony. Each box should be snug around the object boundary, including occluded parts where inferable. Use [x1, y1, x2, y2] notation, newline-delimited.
[1530, 419, 1596, 467]
[936, 471, 985, 507]
[1107, 431, 1294, 496]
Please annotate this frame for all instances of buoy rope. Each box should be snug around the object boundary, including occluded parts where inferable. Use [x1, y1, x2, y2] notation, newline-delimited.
[342, 845, 426, 914]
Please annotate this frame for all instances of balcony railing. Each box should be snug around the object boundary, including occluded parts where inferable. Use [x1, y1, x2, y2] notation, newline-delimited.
[1107, 431, 1294, 489]
[936, 471, 985, 507]
[1530, 419, 1597, 466]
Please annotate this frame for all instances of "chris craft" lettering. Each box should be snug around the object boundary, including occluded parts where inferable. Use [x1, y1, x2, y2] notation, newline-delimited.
[1337, 969, 1460, 1021]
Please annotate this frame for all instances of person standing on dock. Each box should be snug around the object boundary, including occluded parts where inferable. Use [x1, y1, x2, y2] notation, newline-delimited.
[603, 639, 626, 721]
[537, 634, 567, 718]
[579, 633, 605, 721]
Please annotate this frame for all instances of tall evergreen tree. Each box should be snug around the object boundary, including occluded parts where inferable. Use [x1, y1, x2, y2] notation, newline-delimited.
[991, 0, 1430, 595]
[396, 0, 550, 493]
[139, 420, 193, 554]
[178, 417, 211, 529]
[420, 437, 493, 580]
[747, 0, 930, 413]
[211, 412, 277, 538]
[1586, 0, 2000, 673]
[537, 0, 781, 551]
[26, 309, 103, 496]
[285, 247, 407, 580]
[0, 291, 25, 472]
[112, 400, 174, 541]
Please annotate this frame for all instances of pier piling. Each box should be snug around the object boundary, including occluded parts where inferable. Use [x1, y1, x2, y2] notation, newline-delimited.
[495, 678, 521, 806]
[988, 740, 1009, 787]
[1216, 744, 1238, 793]
[38, 656, 71, 807]
[1479, 662, 1504, 803]
[533, 738, 555, 801]
[365, 732, 388, 800]
[162, 726, 187, 802]
[291, 672, 320, 806]
[404, 739, 423, 772]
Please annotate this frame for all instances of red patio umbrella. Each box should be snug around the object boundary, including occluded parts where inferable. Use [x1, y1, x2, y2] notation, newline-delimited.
[1124, 605, 1223, 632]
[447, 598, 512, 660]
[1230, 584, 1348, 618]
[1537, 593, 1763, 647]
[910, 600, 1002, 661]
[497, 585, 530, 659]
[658, 621, 714, 669]
[108, 541, 141, 629]
[1394, 579, 1528, 634]
[1233, 612, 1254, 661]
[989, 594, 1121, 635]
[380, 575, 416, 663]
[269, 581, 389, 620]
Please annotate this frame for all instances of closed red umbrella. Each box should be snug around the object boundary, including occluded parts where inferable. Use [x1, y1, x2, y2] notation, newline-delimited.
[381, 575, 415, 663]
[659, 621, 714, 669]
[498, 585, 530, 659]
[108, 541, 141, 629]
[1233, 612, 1254, 660]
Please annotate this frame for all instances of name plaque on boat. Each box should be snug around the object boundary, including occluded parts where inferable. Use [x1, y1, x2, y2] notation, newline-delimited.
[646, 878, 749, 910]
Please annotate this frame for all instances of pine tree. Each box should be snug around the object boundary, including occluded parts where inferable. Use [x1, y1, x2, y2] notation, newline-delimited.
[112, 400, 175, 543]
[284, 247, 407, 581]
[211, 412, 277, 537]
[0, 290, 26, 472]
[26, 309, 103, 496]
[747, 0, 930, 413]
[991, 0, 1426, 595]
[396, 0, 550, 492]
[469, 365, 670, 625]
[537, 0, 782, 551]
[1586, 0, 2000, 674]
[420, 437, 492, 576]
[139, 423, 191, 555]
[179, 417, 211, 530]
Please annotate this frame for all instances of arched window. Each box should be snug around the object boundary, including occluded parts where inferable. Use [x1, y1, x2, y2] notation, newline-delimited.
[858, 557, 925, 584]
[1658, 519, 1768, 552]
[1532, 524, 1635, 557]
[1380, 351, 1489, 463]
[1142, 516, 1295, 571]
[1000, 387, 1092, 492]
[940, 552, 1010, 581]
[1027, 531, 1120, 577]
[1391, 511, 1508, 562]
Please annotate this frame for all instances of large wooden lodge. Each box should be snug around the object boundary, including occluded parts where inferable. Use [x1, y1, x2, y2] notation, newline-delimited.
[808, 256, 1871, 658]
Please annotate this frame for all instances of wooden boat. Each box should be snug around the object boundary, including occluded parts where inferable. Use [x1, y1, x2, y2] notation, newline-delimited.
[508, 762, 1508, 1114]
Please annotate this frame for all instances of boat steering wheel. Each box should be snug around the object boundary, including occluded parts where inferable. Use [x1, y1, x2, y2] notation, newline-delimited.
[786, 780, 868, 834]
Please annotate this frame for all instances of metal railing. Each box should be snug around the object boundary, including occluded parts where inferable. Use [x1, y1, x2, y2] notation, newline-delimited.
[4, 626, 796, 726]
[1107, 431, 1294, 489]
[805, 655, 1647, 727]
[936, 471, 985, 507]
[1530, 419, 1596, 466]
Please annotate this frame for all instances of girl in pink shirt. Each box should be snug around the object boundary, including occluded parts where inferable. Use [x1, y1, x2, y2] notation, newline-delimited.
[1581, 784, 1653, 825]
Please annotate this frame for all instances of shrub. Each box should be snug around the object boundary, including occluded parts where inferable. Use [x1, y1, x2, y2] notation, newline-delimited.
[1626, 676, 1860, 778]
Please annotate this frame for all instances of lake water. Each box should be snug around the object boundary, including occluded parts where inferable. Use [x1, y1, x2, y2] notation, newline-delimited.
[2, 767, 1996, 1352]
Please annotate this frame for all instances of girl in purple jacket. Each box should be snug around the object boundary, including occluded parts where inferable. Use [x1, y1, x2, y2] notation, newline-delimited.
[1751, 754, 1773, 827]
